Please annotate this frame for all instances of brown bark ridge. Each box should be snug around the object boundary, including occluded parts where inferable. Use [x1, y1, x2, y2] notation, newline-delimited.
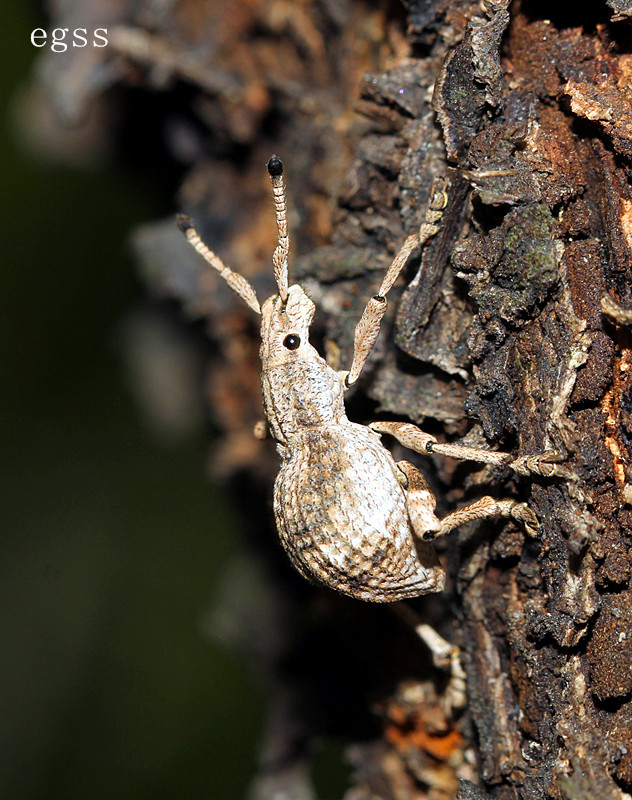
[30, 0, 632, 797]
[293, 3, 632, 796]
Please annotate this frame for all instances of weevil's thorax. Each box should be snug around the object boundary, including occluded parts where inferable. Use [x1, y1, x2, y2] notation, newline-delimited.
[260, 285, 346, 445]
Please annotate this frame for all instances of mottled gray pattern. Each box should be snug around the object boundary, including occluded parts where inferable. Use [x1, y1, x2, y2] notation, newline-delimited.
[263, 359, 346, 440]
[259, 284, 444, 602]
[274, 422, 444, 602]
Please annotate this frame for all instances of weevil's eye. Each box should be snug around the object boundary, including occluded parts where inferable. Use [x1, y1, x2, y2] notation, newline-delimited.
[283, 334, 301, 350]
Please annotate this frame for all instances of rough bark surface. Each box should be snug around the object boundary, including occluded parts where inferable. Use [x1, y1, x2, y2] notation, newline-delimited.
[30, 0, 632, 798]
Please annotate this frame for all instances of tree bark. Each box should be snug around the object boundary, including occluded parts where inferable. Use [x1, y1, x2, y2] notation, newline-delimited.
[293, 4, 632, 796]
[34, 0, 632, 797]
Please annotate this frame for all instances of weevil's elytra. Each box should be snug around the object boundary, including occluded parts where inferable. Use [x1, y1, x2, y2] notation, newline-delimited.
[178, 156, 561, 604]
[273, 423, 445, 602]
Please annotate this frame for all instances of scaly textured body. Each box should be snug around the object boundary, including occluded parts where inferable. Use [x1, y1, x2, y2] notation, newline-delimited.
[263, 348, 443, 601]
[274, 423, 443, 601]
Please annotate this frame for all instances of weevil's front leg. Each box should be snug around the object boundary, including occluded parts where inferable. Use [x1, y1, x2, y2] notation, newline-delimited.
[371, 420, 564, 478]
[342, 181, 447, 388]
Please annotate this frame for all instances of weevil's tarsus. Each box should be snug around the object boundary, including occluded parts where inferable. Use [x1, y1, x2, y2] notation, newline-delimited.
[511, 449, 568, 478]
[267, 155, 290, 305]
[428, 176, 449, 214]
[176, 214, 261, 314]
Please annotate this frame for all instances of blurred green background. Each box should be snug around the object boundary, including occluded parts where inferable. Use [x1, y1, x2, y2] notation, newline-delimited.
[1, 4, 263, 799]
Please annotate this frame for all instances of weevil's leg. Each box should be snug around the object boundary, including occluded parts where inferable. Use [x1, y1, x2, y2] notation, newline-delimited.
[396, 460, 442, 542]
[433, 495, 539, 540]
[393, 602, 467, 716]
[253, 420, 268, 440]
[416, 623, 467, 714]
[371, 421, 565, 478]
[397, 457, 537, 539]
[394, 461, 464, 715]
[343, 180, 448, 388]
[177, 215, 261, 314]
[399, 455, 539, 543]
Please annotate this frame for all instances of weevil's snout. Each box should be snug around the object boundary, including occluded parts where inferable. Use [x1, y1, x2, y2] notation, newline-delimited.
[260, 284, 316, 363]
[263, 284, 315, 328]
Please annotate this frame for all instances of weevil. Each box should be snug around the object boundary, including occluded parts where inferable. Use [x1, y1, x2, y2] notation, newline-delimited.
[177, 156, 561, 605]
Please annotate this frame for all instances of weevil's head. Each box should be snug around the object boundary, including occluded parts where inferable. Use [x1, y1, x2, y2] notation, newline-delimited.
[259, 284, 316, 367]
[259, 283, 344, 441]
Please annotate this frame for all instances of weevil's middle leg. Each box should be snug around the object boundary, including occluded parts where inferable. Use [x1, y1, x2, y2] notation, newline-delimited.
[372, 420, 565, 478]
[342, 180, 448, 388]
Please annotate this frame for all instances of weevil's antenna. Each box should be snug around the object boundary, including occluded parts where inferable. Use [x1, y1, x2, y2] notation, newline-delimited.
[176, 214, 261, 314]
[267, 155, 290, 304]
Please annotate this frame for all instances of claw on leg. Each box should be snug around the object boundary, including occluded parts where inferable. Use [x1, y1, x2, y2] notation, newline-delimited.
[423, 496, 540, 542]
[509, 501, 540, 537]
[510, 449, 566, 478]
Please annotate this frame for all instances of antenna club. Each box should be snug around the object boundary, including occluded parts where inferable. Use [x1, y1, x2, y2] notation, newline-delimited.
[267, 155, 284, 177]
[176, 213, 193, 233]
